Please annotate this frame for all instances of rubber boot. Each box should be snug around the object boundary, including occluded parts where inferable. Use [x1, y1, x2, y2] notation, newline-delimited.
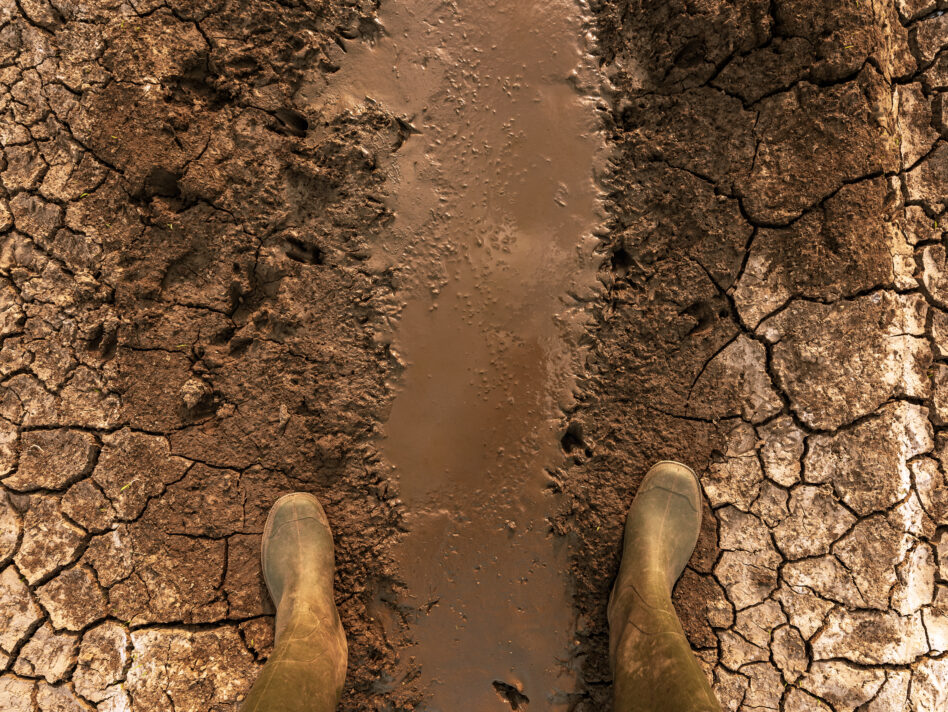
[607, 461, 721, 712]
[240, 493, 348, 712]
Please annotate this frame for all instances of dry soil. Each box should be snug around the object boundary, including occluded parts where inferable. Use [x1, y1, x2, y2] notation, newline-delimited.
[0, 0, 947, 711]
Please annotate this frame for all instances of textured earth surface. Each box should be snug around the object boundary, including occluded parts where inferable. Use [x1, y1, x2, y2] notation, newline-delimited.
[0, 0, 947, 711]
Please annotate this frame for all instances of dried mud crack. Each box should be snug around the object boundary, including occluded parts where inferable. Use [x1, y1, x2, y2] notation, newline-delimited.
[1, 1, 947, 712]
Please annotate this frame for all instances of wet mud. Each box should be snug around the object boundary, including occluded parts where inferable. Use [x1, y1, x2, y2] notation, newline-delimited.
[323, 0, 603, 707]
[1, 0, 948, 711]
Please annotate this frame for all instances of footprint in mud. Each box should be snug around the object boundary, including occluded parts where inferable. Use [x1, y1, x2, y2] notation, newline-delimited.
[283, 235, 323, 264]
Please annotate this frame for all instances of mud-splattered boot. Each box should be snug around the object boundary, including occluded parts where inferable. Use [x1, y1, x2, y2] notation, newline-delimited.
[607, 461, 721, 712]
[240, 493, 348, 712]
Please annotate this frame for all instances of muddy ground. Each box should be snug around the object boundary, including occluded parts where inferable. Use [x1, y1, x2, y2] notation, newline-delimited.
[1, 0, 947, 711]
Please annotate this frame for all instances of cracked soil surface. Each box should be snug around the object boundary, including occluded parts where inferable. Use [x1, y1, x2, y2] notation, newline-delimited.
[1, 0, 947, 710]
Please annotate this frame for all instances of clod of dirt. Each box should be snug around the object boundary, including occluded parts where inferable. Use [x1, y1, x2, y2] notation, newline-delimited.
[492, 680, 530, 710]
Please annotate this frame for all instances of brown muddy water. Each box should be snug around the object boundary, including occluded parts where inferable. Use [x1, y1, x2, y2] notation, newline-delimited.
[324, 1, 604, 708]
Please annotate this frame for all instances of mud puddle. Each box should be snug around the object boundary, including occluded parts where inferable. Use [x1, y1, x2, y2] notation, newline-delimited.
[324, 1, 604, 707]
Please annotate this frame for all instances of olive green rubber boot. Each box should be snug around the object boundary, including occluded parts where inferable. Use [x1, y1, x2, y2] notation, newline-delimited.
[240, 493, 347, 712]
[607, 461, 721, 712]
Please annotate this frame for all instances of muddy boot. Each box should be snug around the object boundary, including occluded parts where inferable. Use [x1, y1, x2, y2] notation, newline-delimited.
[240, 493, 348, 712]
[607, 461, 721, 712]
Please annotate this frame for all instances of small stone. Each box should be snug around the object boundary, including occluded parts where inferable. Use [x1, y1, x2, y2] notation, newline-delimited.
[13, 494, 85, 584]
[0, 565, 43, 657]
[910, 657, 948, 712]
[13, 622, 79, 683]
[0, 675, 35, 712]
[892, 542, 936, 615]
[773, 485, 855, 560]
[811, 609, 928, 664]
[715, 546, 780, 610]
[74, 621, 129, 703]
[800, 660, 886, 712]
[34, 565, 107, 632]
[757, 415, 803, 487]
[804, 401, 931, 515]
[179, 377, 211, 410]
[4, 428, 98, 491]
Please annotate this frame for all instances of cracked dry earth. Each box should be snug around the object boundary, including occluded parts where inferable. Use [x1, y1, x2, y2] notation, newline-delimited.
[1, 0, 948, 711]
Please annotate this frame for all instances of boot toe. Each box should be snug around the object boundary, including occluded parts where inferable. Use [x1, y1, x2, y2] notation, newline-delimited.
[266, 492, 330, 527]
[626, 460, 703, 588]
[639, 460, 701, 515]
[261, 492, 335, 606]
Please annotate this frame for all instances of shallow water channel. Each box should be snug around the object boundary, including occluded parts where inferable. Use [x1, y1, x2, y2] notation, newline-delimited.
[325, 0, 603, 707]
